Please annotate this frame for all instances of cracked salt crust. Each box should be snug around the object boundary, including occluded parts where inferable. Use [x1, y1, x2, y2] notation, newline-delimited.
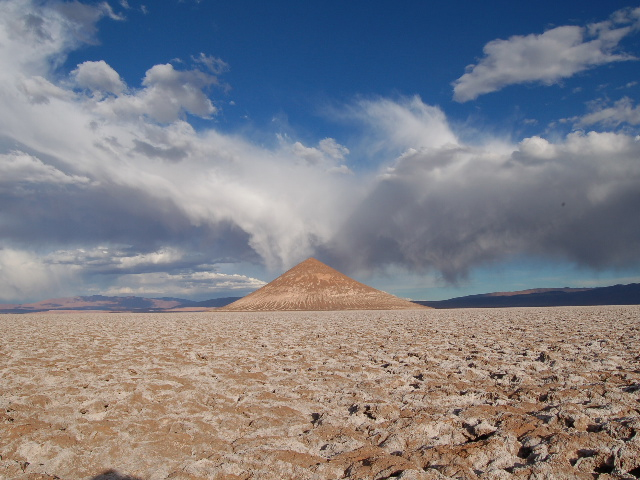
[0, 306, 639, 479]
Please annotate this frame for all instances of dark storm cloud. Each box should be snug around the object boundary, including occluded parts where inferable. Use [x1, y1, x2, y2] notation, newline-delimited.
[330, 134, 640, 281]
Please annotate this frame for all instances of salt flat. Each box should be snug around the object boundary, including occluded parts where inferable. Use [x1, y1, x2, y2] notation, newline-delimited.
[1, 306, 639, 480]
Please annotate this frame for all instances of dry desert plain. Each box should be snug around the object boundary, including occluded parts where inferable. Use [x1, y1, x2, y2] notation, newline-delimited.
[1, 306, 639, 480]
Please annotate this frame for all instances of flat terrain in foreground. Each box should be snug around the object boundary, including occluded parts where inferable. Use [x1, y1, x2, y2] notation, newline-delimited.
[1, 307, 639, 480]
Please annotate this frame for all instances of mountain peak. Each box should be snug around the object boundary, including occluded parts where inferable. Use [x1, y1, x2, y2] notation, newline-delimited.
[217, 257, 427, 311]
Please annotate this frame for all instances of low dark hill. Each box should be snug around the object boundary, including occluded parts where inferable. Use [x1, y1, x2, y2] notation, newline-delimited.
[192, 297, 242, 308]
[416, 283, 640, 309]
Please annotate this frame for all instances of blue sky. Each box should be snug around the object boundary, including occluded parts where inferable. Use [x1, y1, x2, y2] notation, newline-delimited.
[1, 0, 639, 302]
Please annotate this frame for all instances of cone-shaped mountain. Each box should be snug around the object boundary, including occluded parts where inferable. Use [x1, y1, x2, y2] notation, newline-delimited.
[218, 258, 429, 311]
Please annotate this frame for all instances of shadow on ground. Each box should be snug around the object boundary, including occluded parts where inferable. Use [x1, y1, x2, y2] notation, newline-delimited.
[91, 470, 143, 480]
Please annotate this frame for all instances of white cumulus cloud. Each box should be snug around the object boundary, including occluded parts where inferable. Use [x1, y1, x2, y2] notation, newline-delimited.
[453, 7, 640, 102]
[73, 60, 126, 95]
[90, 63, 221, 123]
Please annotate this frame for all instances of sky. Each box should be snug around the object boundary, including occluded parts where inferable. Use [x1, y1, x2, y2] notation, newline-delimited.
[1, 0, 640, 303]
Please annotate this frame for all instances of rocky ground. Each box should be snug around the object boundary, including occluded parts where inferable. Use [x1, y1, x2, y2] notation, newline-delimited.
[1, 306, 639, 480]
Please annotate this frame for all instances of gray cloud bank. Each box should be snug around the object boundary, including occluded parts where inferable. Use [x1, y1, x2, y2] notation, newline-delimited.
[0, 0, 639, 301]
[329, 134, 640, 282]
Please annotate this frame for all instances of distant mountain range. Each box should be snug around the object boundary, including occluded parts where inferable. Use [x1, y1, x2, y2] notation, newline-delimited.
[1, 283, 638, 313]
[0, 295, 242, 314]
[415, 283, 640, 309]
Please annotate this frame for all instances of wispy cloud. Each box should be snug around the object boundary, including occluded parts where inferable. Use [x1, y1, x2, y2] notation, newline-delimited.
[453, 7, 640, 102]
[0, 151, 91, 185]
[0, 245, 265, 302]
[570, 96, 640, 127]
[103, 271, 266, 298]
